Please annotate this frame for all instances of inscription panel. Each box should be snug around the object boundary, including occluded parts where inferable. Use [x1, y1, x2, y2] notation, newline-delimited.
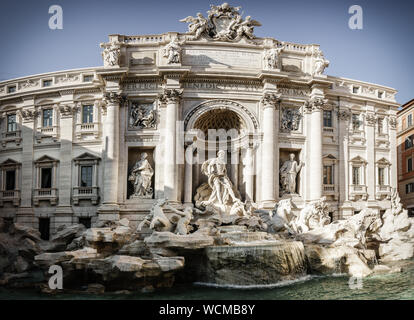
[182, 49, 261, 69]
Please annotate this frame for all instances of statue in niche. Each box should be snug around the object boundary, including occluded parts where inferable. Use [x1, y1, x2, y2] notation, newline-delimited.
[200, 150, 239, 210]
[163, 38, 182, 64]
[102, 42, 121, 67]
[279, 153, 304, 195]
[130, 103, 156, 129]
[129, 152, 154, 198]
[280, 107, 302, 132]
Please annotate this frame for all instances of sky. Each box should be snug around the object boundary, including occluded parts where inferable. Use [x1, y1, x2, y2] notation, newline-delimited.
[0, 0, 412, 104]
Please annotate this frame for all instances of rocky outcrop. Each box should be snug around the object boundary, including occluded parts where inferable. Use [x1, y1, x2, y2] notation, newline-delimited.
[304, 244, 376, 277]
[144, 231, 215, 250]
[199, 240, 306, 285]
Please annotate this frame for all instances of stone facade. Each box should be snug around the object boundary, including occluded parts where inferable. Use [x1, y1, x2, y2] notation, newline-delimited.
[397, 99, 414, 216]
[0, 3, 399, 237]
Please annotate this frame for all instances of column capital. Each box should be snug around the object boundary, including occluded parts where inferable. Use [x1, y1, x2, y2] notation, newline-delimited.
[304, 97, 329, 113]
[365, 112, 377, 127]
[103, 92, 124, 105]
[260, 92, 281, 109]
[158, 88, 183, 105]
[19, 108, 38, 122]
[338, 109, 351, 121]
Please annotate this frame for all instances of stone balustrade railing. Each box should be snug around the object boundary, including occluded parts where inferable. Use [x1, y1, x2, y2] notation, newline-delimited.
[0, 189, 20, 207]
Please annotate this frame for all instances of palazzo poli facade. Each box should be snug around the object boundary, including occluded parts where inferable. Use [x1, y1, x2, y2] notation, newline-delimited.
[0, 3, 399, 237]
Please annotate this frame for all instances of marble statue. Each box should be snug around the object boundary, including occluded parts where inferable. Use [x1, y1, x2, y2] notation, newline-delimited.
[138, 199, 173, 232]
[264, 46, 284, 70]
[290, 197, 331, 233]
[130, 103, 156, 129]
[163, 38, 182, 64]
[279, 153, 304, 194]
[165, 205, 194, 235]
[313, 48, 329, 76]
[180, 2, 261, 42]
[200, 150, 239, 210]
[102, 42, 120, 67]
[231, 15, 262, 41]
[129, 153, 154, 198]
[180, 13, 208, 40]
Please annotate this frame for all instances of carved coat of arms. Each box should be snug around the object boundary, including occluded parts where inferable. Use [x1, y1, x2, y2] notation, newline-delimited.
[180, 2, 261, 43]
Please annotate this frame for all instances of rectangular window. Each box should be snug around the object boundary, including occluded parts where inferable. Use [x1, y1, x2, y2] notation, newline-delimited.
[353, 86, 359, 94]
[378, 167, 385, 186]
[38, 218, 50, 241]
[42, 109, 53, 127]
[408, 114, 413, 127]
[80, 166, 93, 187]
[406, 183, 414, 194]
[41, 167, 52, 189]
[82, 105, 94, 124]
[323, 165, 333, 185]
[408, 157, 413, 173]
[352, 166, 360, 185]
[7, 86, 16, 93]
[83, 75, 93, 82]
[42, 79, 52, 87]
[7, 114, 17, 132]
[378, 91, 383, 99]
[5, 170, 16, 190]
[323, 111, 332, 127]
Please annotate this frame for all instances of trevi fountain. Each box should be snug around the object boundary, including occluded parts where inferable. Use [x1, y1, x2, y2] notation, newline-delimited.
[0, 3, 413, 299]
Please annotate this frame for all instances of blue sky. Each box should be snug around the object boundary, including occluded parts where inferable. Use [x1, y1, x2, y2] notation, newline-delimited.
[0, 0, 412, 104]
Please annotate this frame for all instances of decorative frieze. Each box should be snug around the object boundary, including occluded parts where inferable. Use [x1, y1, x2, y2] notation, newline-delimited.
[19, 79, 39, 90]
[59, 104, 77, 118]
[20, 109, 38, 122]
[56, 74, 80, 83]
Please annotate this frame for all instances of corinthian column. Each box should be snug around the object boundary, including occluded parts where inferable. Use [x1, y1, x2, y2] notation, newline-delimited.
[261, 93, 280, 208]
[101, 92, 122, 210]
[306, 97, 325, 201]
[159, 89, 182, 202]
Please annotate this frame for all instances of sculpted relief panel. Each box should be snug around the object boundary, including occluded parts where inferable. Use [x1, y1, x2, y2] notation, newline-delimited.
[128, 102, 156, 129]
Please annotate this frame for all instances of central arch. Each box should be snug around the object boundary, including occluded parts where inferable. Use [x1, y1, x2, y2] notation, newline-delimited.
[184, 99, 259, 133]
